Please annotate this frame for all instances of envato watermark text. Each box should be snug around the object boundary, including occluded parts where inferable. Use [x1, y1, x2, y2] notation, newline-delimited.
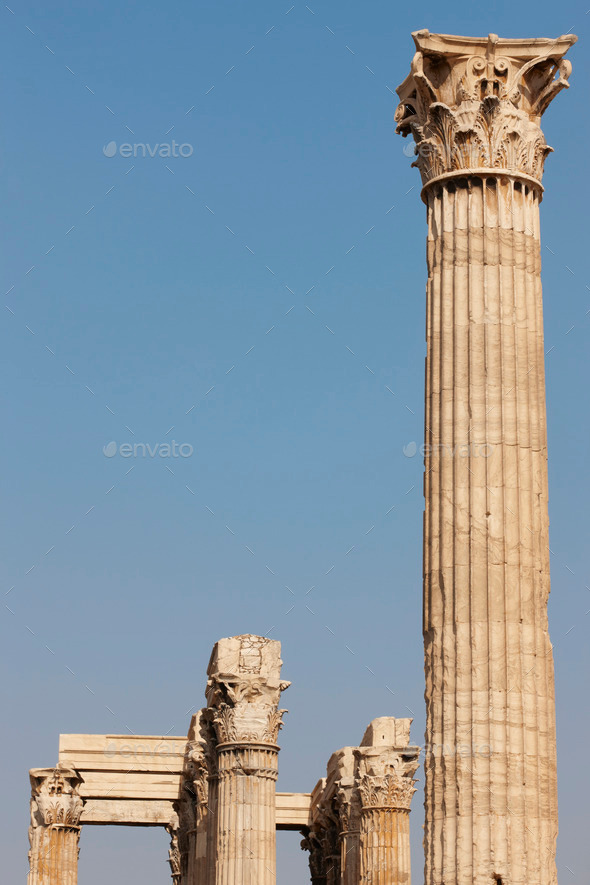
[403, 441, 494, 458]
[104, 741, 182, 760]
[422, 742, 492, 758]
[103, 441, 193, 459]
[103, 140, 193, 159]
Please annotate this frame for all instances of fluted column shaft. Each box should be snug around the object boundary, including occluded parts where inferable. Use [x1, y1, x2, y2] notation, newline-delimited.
[340, 825, 360, 885]
[206, 774, 219, 885]
[395, 30, 575, 885]
[423, 174, 556, 885]
[191, 798, 210, 884]
[359, 808, 411, 885]
[206, 635, 288, 885]
[304, 721, 418, 885]
[28, 766, 83, 885]
[28, 823, 80, 885]
[215, 743, 278, 885]
[179, 713, 214, 885]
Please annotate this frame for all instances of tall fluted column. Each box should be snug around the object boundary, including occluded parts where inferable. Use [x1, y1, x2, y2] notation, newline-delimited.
[28, 765, 83, 885]
[206, 634, 289, 885]
[396, 30, 576, 885]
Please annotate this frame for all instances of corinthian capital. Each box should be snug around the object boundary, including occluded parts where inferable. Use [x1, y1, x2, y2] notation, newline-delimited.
[357, 773, 416, 811]
[29, 764, 83, 828]
[396, 30, 576, 187]
[184, 711, 212, 804]
[355, 717, 420, 812]
[206, 634, 289, 745]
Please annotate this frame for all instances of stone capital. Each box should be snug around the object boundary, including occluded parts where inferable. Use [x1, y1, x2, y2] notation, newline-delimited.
[302, 718, 420, 884]
[206, 634, 289, 746]
[355, 750, 418, 812]
[357, 772, 416, 811]
[324, 748, 359, 833]
[184, 711, 212, 805]
[396, 30, 576, 188]
[355, 719, 420, 812]
[29, 764, 84, 829]
[166, 825, 182, 885]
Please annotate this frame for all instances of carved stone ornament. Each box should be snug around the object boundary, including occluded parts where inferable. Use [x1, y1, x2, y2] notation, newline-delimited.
[29, 764, 84, 828]
[357, 773, 416, 811]
[395, 30, 576, 188]
[206, 635, 289, 746]
[166, 822, 182, 885]
[301, 830, 328, 879]
[184, 711, 212, 807]
[354, 737, 420, 807]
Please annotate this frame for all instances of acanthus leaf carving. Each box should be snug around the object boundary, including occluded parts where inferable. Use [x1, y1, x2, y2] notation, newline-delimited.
[357, 773, 417, 811]
[166, 822, 182, 885]
[396, 31, 576, 187]
[408, 96, 554, 186]
[206, 635, 289, 747]
[29, 765, 84, 829]
[263, 708, 288, 744]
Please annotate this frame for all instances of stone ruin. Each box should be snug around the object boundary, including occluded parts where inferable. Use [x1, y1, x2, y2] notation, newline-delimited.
[27, 29, 576, 885]
[27, 634, 420, 885]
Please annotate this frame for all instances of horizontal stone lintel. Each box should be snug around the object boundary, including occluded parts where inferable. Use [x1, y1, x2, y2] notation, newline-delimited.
[78, 792, 311, 829]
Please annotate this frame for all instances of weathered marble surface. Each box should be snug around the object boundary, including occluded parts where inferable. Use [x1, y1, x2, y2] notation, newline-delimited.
[29, 652, 419, 885]
[25, 34, 576, 885]
[396, 30, 576, 885]
[28, 765, 83, 885]
[206, 634, 289, 885]
[302, 717, 420, 885]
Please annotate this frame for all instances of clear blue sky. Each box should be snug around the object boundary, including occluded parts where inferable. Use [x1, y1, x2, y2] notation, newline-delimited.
[1, 1, 588, 882]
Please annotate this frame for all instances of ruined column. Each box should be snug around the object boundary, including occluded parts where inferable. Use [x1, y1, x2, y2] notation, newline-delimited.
[167, 816, 182, 885]
[356, 719, 418, 885]
[176, 711, 214, 885]
[206, 634, 289, 885]
[303, 763, 348, 885]
[305, 807, 342, 885]
[395, 30, 576, 885]
[303, 718, 418, 885]
[28, 765, 83, 885]
[334, 760, 360, 885]
[301, 828, 329, 885]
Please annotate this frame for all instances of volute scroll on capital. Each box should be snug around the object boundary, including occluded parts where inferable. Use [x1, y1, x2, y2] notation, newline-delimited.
[29, 764, 84, 828]
[354, 742, 419, 812]
[205, 635, 290, 746]
[395, 30, 576, 190]
[357, 773, 417, 811]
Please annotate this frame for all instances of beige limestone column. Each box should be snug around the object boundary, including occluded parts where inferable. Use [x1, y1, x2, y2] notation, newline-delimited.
[356, 719, 418, 885]
[206, 634, 289, 885]
[178, 711, 213, 885]
[395, 30, 576, 885]
[303, 760, 352, 885]
[167, 816, 182, 885]
[303, 718, 418, 885]
[336, 779, 360, 885]
[205, 758, 219, 885]
[28, 765, 83, 885]
[357, 778, 414, 885]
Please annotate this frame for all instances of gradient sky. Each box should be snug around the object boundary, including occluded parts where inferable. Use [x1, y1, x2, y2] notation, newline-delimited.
[1, 1, 588, 882]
